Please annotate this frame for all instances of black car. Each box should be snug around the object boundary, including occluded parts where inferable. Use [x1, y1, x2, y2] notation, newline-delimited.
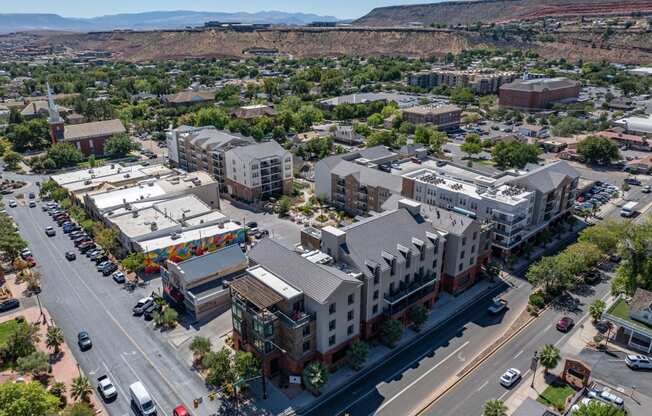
[79, 242, 96, 254]
[28, 192, 35, 199]
[0, 298, 20, 312]
[246, 221, 258, 230]
[102, 263, 118, 276]
[77, 331, 92, 350]
[94, 255, 109, 264]
[143, 303, 162, 321]
[65, 251, 77, 261]
[74, 237, 91, 247]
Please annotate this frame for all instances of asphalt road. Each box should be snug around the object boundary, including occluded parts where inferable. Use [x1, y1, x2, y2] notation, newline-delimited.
[6, 181, 213, 416]
[418, 277, 613, 416]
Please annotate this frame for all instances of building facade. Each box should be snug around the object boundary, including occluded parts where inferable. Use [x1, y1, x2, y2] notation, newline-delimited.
[408, 69, 517, 95]
[498, 77, 581, 110]
[401, 104, 461, 130]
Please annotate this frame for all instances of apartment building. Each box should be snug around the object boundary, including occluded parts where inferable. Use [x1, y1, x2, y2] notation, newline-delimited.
[166, 126, 254, 192]
[224, 141, 293, 203]
[408, 69, 517, 95]
[498, 77, 581, 110]
[401, 104, 462, 130]
[230, 238, 363, 376]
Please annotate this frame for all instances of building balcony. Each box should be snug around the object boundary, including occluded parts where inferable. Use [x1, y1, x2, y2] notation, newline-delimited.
[276, 310, 315, 329]
[384, 273, 437, 306]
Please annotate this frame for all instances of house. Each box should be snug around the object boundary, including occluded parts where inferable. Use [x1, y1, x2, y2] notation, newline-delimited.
[603, 289, 652, 353]
[596, 130, 649, 151]
[163, 90, 216, 107]
[625, 155, 652, 173]
[161, 244, 248, 321]
[230, 104, 276, 120]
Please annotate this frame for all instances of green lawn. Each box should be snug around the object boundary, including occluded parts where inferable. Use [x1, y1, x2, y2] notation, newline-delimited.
[607, 297, 652, 333]
[537, 383, 576, 411]
[0, 319, 19, 348]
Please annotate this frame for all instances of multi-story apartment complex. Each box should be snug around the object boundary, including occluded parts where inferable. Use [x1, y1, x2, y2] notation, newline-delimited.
[402, 161, 579, 255]
[167, 126, 293, 202]
[498, 77, 581, 110]
[230, 238, 363, 376]
[408, 69, 517, 95]
[401, 104, 462, 130]
[166, 126, 254, 192]
[224, 141, 293, 203]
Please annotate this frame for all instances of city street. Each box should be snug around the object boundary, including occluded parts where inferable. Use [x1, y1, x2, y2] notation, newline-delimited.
[6, 180, 214, 416]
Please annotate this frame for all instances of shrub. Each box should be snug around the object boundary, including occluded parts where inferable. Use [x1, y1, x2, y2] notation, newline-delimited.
[528, 293, 546, 309]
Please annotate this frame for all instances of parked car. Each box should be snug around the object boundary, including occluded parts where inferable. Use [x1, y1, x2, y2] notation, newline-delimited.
[143, 302, 162, 321]
[28, 201, 36, 208]
[20, 249, 32, 260]
[588, 388, 624, 407]
[65, 251, 76, 261]
[133, 297, 154, 316]
[28, 192, 35, 199]
[45, 226, 56, 237]
[112, 272, 126, 284]
[102, 263, 118, 276]
[625, 354, 652, 369]
[0, 298, 20, 312]
[8, 200, 17, 208]
[643, 185, 651, 193]
[556, 316, 575, 332]
[79, 242, 96, 253]
[77, 331, 92, 350]
[625, 177, 641, 186]
[97, 261, 111, 272]
[499, 368, 521, 387]
[74, 236, 91, 247]
[97, 375, 118, 401]
[488, 298, 508, 314]
[173, 405, 189, 416]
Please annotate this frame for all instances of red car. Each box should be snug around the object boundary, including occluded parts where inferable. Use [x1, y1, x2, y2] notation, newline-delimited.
[173, 405, 189, 416]
[556, 316, 575, 332]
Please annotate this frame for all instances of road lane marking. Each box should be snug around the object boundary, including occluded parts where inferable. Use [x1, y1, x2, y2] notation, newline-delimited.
[102, 360, 129, 400]
[121, 354, 169, 415]
[514, 349, 524, 359]
[476, 381, 489, 391]
[373, 341, 470, 415]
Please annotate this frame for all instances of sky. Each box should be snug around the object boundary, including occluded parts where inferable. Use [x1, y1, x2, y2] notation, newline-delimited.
[0, 1, 441, 20]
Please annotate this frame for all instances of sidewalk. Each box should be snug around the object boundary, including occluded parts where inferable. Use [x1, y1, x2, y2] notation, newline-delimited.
[247, 279, 508, 415]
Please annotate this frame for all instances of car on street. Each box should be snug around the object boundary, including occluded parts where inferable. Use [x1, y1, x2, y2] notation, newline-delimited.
[97, 261, 111, 272]
[44, 226, 56, 237]
[643, 185, 651, 193]
[625, 177, 641, 186]
[488, 298, 508, 314]
[112, 272, 126, 284]
[77, 331, 92, 350]
[65, 251, 76, 261]
[0, 298, 20, 312]
[20, 249, 32, 260]
[28, 201, 36, 208]
[143, 302, 162, 321]
[79, 242, 96, 253]
[8, 200, 17, 208]
[556, 316, 575, 332]
[499, 368, 521, 387]
[173, 405, 189, 416]
[133, 297, 154, 316]
[28, 192, 35, 199]
[97, 375, 118, 401]
[102, 263, 118, 276]
[625, 354, 652, 369]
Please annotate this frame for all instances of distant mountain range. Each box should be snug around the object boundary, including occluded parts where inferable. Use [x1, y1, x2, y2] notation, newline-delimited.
[0, 10, 342, 34]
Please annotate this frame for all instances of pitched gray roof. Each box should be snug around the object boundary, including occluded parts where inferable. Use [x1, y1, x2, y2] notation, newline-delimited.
[507, 161, 579, 194]
[227, 140, 288, 162]
[341, 145, 398, 163]
[330, 160, 403, 193]
[184, 128, 253, 151]
[174, 244, 247, 286]
[249, 238, 361, 304]
[501, 77, 579, 93]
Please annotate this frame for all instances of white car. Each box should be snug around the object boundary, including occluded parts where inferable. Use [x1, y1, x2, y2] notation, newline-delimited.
[112, 272, 126, 284]
[588, 388, 624, 407]
[97, 375, 117, 400]
[8, 200, 17, 208]
[499, 368, 521, 387]
[625, 354, 652, 369]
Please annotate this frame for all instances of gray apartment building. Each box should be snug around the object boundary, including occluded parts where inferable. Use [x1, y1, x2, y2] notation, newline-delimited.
[408, 69, 517, 95]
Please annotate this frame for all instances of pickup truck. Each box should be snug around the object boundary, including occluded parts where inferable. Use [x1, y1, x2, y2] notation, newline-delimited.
[488, 298, 508, 314]
[97, 375, 118, 400]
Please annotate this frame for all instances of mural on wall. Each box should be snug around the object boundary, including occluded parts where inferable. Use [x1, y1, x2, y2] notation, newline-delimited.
[143, 228, 245, 273]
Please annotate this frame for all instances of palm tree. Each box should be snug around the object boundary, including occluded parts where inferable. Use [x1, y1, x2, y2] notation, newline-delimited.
[46, 326, 64, 355]
[483, 399, 508, 416]
[539, 344, 561, 374]
[70, 376, 92, 402]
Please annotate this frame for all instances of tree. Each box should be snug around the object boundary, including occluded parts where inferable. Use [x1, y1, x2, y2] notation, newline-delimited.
[0, 232, 28, 260]
[64, 402, 95, 416]
[0, 319, 39, 364]
[302, 361, 329, 394]
[233, 350, 260, 381]
[578, 220, 628, 254]
[46, 143, 83, 168]
[589, 299, 606, 323]
[16, 351, 50, 376]
[461, 133, 483, 159]
[577, 136, 620, 165]
[204, 347, 234, 388]
[70, 376, 92, 402]
[6, 118, 50, 151]
[347, 340, 369, 371]
[526, 256, 567, 296]
[94, 226, 118, 254]
[367, 113, 384, 127]
[492, 141, 541, 169]
[3, 150, 23, 171]
[277, 196, 292, 217]
[483, 399, 508, 416]
[104, 134, 138, 158]
[189, 336, 212, 366]
[450, 87, 476, 105]
[49, 381, 67, 407]
[194, 107, 229, 129]
[46, 326, 64, 355]
[572, 401, 625, 416]
[121, 252, 145, 273]
[409, 304, 429, 331]
[154, 307, 178, 329]
[380, 319, 404, 348]
[0, 382, 60, 416]
[538, 344, 561, 373]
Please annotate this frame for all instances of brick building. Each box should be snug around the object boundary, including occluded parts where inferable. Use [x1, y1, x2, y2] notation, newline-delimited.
[401, 104, 462, 130]
[498, 77, 580, 110]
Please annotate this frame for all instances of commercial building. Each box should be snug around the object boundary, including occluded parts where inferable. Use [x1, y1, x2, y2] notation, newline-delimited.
[603, 289, 652, 353]
[498, 77, 581, 110]
[161, 244, 248, 321]
[230, 238, 363, 377]
[614, 116, 652, 135]
[318, 92, 423, 111]
[224, 140, 293, 203]
[408, 69, 517, 95]
[596, 130, 649, 151]
[401, 104, 461, 130]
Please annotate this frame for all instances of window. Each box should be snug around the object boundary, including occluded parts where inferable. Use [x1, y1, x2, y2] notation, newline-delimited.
[329, 303, 336, 314]
[374, 268, 380, 285]
[347, 325, 354, 335]
[373, 290, 379, 300]
[347, 310, 354, 321]
[405, 251, 411, 268]
[432, 259, 437, 269]
[460, 251, 465, 259]
[373, 304, 378, 314]
[473, 231, 478, 240]
[348, 294, 354, 305]
[389, 282, 395, 294]
[469, 257, 475, 266]
[471, 245, 475, 253]
[459, 263, 463, 272]
[390, 259, 396, 276]
[329, 335, 336, 346]
[462, 237, 466, 246]
[405, 274, 410, 285]
[302, 326, 310, 337]
[329, 320, 336, 331]
[303, 341, 311, 352]
[233, 318, 242, 333]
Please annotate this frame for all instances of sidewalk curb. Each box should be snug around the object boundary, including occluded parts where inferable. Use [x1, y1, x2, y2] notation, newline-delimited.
[413, 303, 552, 415]
[295, 282, 509, 416]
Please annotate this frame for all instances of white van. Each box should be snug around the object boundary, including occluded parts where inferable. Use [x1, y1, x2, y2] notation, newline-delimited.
[129, 381, 156, 415]
[620, 201, 637, 217]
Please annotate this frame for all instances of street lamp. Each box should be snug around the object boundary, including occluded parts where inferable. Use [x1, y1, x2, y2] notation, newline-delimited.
[530, 350, 539, 389]
[260, 340, 288, 400]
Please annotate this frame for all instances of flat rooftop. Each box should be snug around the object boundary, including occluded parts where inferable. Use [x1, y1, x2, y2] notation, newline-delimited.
[107, 207, 179, 239]
[136, 221, 243, 252]
[51, 163, 146, 186]
[91, 182, 167, 211]
[247, 265, 302, 300]
[153, 195, 211, 222]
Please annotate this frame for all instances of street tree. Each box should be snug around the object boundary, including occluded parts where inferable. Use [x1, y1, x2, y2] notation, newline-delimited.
[461, 133, 483, 159]
[578, 220, 628, 254]
[104, 134, 138, 158]
[154, 307, 178, 329]
[538, 344, 561, 373]
[0, 319, 39, 364]
[408, 304, 429, 332]
[589, 299, 606, 323]
[94, 226, 118, 254]
[233, 350, 260, 382]
[346, 340, 369, 371]
[46, 326, 64, 355]
[70, 376, 92, 402]
[16, 351, 50, 376]
[572, 401, 625, 415]
[0, 381, 60, 416]
[483, 399, 508, 416]
[380, 319, 404, 348]
[302, 361, 329, 394]
[189, 336, 212, 367]
[121, 252, 145, 274]
[3, 150, 23, 170]
[64, 402, 95, 416]
[49, 381, 67, 407]
[577, 136, 620, 165]
[204, 347, 234, 388]
[277, 196, 292, 217]
[46, 143, 83, 168]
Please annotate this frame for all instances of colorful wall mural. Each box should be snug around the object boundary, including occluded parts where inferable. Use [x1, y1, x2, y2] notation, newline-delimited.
[142, 228, 245, 273]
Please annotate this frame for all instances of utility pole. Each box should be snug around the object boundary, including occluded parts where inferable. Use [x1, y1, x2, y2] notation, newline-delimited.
[261, 365, 267, 400]
[530, 350, 539, 389]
